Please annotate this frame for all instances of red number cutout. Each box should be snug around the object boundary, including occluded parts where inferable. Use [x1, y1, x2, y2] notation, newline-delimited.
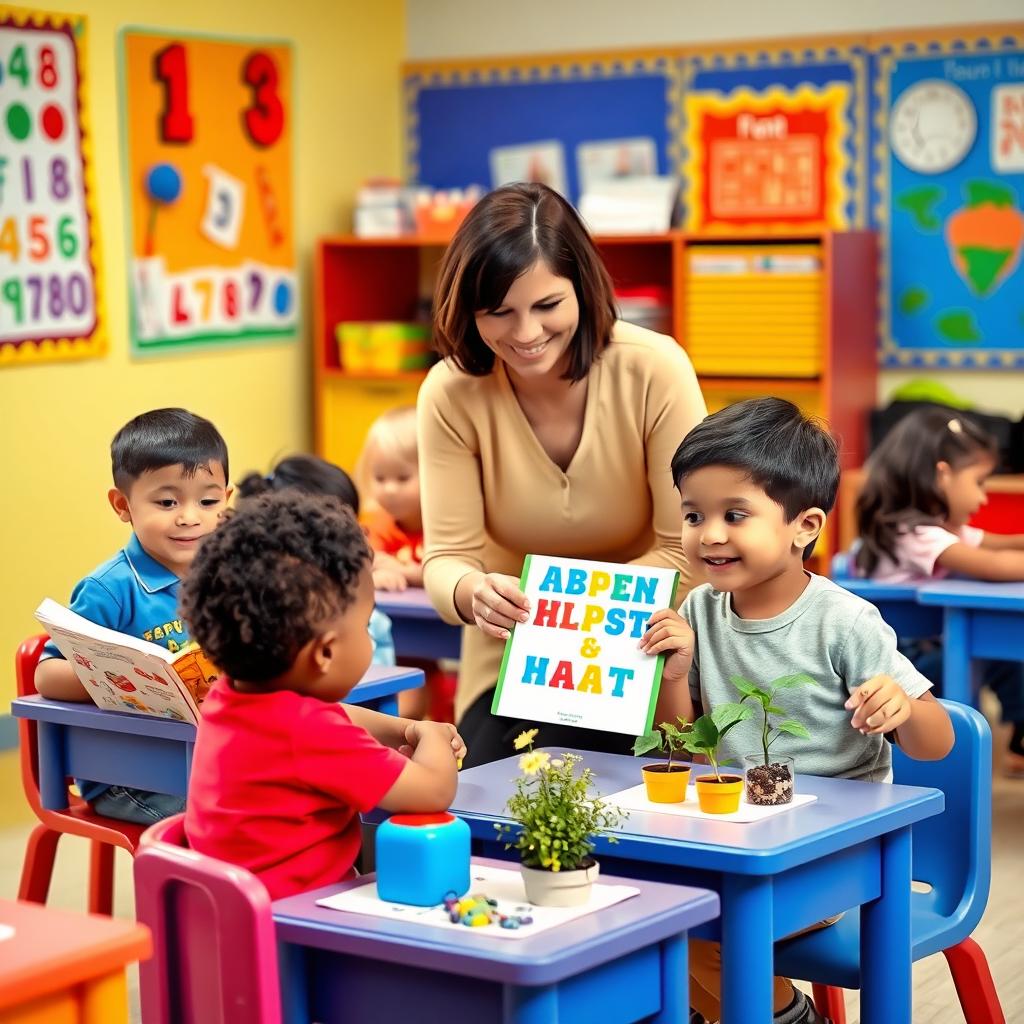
[154, 43, 194, 144]
[39, 46, 58, 88]
[242, 52, 284, 148]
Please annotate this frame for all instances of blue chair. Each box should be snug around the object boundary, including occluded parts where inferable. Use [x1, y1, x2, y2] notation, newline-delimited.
[775, 701, 1004, 1024]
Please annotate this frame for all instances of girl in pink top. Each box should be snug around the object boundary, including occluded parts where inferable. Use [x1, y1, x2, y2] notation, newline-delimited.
[855, 408, 1024, 774]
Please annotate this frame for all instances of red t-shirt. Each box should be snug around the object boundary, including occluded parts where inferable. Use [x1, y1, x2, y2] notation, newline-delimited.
[186, 677, 406, 900]
[362, 506, 424, 565]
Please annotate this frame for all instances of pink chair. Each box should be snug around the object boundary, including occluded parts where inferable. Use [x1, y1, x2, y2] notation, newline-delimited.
[134, 814, 282, 1024]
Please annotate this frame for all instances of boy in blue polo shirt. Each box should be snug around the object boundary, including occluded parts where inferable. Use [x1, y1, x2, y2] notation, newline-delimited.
[36, 408, 231, 824]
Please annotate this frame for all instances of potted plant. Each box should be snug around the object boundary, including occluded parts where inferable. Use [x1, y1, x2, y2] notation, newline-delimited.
[494, 729, 625, 907]
[632, 718, 693, 803]
[679, 703, 753, 814]
[732, 673, 816, 806]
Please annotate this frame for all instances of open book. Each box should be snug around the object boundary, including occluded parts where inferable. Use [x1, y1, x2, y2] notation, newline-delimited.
[35, 598, 218, 725]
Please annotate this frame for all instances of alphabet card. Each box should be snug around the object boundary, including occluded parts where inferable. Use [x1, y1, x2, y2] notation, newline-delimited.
[492, 555, 679, 736]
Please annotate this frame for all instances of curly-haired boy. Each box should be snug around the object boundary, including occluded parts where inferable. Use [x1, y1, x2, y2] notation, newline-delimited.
[181, 490, 465, 899]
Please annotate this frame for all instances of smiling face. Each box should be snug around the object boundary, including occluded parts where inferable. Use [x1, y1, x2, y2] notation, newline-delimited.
[936, 453, 995, 530]
[679, 466, 824, 613]
[473, 259, 580, 382]
[109, 461, 230, 576]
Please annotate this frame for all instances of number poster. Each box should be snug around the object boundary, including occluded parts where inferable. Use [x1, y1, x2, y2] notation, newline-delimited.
[492, 555, 680, 737]
[119, 29, 295, 355]
[0, 7, 104, 366]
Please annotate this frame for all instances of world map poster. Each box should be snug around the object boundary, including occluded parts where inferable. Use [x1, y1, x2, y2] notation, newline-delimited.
[881, 47, 1024, 368]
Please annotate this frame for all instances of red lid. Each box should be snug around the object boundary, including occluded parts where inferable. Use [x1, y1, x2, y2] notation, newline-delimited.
[388, 812, 455, 827]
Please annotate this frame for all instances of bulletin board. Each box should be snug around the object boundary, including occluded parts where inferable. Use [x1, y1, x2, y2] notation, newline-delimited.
[0, 6, 104, 366]
[119, 28, 295, 356]
[680, 41, 867, 233]
[406, 54, 680, 204]
[875, 28, 1024, 368]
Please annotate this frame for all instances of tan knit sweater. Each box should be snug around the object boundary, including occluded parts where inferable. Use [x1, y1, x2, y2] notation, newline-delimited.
[417, 321, 707, 719]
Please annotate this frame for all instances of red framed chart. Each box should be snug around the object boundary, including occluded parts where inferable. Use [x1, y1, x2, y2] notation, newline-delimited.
[0, 7, 105, 366]
[119, 28, 295, 355]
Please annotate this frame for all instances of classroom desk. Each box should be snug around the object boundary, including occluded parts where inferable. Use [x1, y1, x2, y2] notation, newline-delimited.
[10, 665, 424, 812]
[449, 750, 943, 1024]
[918, 580, 1024, 707]
[272, 855, 720, 1024]
[0, 898, 151, 1023]
[834, 577, 944, 639]
[375, 587, 462, 660]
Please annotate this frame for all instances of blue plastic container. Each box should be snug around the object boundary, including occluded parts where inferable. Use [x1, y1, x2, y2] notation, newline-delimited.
[375, 812, 471, 906]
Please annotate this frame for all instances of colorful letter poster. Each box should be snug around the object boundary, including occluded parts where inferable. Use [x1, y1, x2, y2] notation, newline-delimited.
[0, 7, 104, 366]
[684, 83, 852, 234]
[492, 555, 680, 736]
[879, 46, 1024, 368]
[120, 29, 295, 355]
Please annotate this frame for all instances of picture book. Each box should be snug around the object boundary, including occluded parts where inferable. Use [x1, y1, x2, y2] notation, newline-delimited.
[491, 555, 680, 736]
[34, 599, 218, 724]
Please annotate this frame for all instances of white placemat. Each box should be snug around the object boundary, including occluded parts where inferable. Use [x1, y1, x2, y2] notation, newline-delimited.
[315, 863, 639, 940]
[609, 783, 817, 823]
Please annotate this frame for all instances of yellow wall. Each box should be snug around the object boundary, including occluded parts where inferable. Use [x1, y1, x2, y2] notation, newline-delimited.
[0, 0, 405, 704]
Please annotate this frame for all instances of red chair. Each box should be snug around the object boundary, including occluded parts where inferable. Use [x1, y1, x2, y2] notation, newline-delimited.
[135, 814, 282, 1024]
[16, 634, 147, 915]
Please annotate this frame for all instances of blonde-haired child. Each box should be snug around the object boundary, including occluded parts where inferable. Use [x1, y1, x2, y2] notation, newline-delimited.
[358, 406, 455, 723]
[358, 406, 423, 591]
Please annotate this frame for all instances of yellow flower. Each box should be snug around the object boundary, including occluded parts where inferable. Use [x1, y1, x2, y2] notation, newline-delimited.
[514, 728, 539, 751]
[519, 750, 551, 775]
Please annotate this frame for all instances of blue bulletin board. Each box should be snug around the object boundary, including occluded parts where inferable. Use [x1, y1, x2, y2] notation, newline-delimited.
[406, 56, 679, 204]
[875, 31, 1024, 368]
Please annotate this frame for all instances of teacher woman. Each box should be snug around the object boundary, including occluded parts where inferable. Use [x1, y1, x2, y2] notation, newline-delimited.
[418, 182, 707, 767]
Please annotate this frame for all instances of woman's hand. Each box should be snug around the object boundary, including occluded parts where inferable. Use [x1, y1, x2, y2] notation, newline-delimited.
[468, 572, 530, 640]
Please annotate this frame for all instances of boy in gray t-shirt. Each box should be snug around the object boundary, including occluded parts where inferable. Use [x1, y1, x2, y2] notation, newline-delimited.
[641, 397, 954, 1024]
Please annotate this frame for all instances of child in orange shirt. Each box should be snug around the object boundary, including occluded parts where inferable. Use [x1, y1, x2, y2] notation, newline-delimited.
[358, 406, 455, 722]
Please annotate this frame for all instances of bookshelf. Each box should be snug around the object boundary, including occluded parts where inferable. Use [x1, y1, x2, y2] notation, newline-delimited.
[313, 230, 877, 562]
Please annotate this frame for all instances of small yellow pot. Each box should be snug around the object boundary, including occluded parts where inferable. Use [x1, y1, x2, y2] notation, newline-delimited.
[641, 764, 690, 803]
[695, 774, 744, 814]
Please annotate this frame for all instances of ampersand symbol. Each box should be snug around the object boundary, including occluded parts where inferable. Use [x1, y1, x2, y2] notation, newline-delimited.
[580, 637, 601, 658]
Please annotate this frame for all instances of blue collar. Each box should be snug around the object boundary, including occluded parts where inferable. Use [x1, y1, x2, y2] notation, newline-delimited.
[124, 533, 179, 594]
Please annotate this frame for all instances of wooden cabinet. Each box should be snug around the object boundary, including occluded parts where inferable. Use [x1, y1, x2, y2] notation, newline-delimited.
[314, 230, 877, 562]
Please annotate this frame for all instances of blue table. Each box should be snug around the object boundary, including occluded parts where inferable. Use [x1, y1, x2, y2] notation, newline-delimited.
[375, 588, 462, 660]
[272, 855, 720, 1024]
[835, 577, 944, 639]
[11, 665, 424, 812]
[450, 750, 943, 1024]
[918, 580, 1024, 707]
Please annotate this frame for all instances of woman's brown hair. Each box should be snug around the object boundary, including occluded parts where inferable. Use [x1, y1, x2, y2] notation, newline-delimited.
[432, 182, 618, 382]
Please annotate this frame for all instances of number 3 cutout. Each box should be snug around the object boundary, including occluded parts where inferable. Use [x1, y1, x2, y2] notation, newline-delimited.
[242, 52, 284, 148]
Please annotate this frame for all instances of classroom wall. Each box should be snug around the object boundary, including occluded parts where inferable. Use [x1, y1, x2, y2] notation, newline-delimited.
[0, 0, 405, 705]
[406, 0, 1024, 417]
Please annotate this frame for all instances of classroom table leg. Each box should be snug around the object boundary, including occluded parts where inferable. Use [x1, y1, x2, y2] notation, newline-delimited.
[38, 721, 69, 811]
[942, 609, 972, 706]
[650, 932, 689, 1024]
[277, 941, 310, 1024]
[502, 981, 557, 1023]
[720, 874, 774, 1024]
[859, 827, 912, 1024]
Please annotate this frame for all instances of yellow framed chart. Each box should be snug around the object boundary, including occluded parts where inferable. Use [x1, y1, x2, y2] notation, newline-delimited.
[0, 6, 105, 366]
[119, 28, 295, 355]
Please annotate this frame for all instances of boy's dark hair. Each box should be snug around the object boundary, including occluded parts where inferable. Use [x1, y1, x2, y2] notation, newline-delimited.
[111, 408, 229, 492]
[236, 454, 359, 513]
[855, 407, 997, 575]
[432, 182, 618, 382]
[671, 397, 839, 560]
[180, 491, 371, 683]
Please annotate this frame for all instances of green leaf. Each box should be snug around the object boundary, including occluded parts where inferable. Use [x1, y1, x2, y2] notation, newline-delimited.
[711, 702, 753, 733]
[898, 286, 929, 316]
[936, 308, 984, 343]
[633, 731, 664, 756]
[770, 673, 817, 690]
[965, 180, 1014, 209]
[776, 721, 811, 739]
[730, 676, 761, 697]
[765, 705, 787, 716]
[688, 715, 720, 748]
